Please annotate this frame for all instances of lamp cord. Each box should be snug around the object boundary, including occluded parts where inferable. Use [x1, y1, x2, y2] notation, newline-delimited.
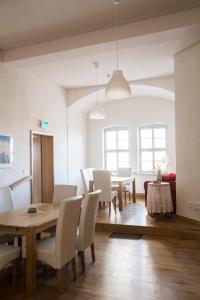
[94, 62, 99, 105]
[114, 0, 120, 70]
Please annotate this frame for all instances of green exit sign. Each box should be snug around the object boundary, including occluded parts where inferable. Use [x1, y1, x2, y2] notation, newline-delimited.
[40, 120, 49, 129]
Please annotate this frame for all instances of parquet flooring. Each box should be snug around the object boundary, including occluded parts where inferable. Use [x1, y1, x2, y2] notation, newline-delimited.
[96, 198, 199, 238]
[0, 232, 200, 300]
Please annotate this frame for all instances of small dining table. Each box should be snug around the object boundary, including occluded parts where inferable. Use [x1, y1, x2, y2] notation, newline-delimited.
[90, 176, 136, 211]
[0, 203, 59, 296]
[111, 177, 136, 211]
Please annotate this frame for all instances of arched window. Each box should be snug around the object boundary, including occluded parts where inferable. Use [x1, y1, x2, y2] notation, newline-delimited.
[139, 124, 167, 173]
[104, 127, 129, 171]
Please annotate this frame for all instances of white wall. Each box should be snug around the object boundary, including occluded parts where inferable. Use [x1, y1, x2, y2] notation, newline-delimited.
[0, 64, 68, 208]
[175, 42, 200, 221]
[88, 97, 176, 193]
[67, 103, 88, 193]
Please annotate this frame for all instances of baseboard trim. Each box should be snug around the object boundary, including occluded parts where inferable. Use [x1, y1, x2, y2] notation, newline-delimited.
[135, 193, 145, 198]
[176, 214, 200, 224]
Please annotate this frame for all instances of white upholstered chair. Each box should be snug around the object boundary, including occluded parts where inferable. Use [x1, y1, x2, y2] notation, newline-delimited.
[0, 187, 15, 244]
[0, 245, 20, 287]
[118, 168, 133, 203]
[77, 189, 101, 272]
[36, 196, 83, 291]
[0, 187, 15, 213]
[93, 170, 117, 214]
[53, 185, 77, 204]
[80, 168, 94, 195]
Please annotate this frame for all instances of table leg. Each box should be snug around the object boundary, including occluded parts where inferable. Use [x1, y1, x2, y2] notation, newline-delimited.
[26, 228, 37, 296]
[132, 179, 136, 203]
[118, 182, 123, 211]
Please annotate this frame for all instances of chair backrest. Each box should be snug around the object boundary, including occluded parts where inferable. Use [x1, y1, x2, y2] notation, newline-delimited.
[80, 169, 91, 194]
[118, 168, 133, 177]
[53, 185, 77, 204]
[0, 187, 14, 213]
[88, 168, 95, 180]
[93, 170, 112, 203]
[77, 190, 101, 251]
[55, 195, 83, 269]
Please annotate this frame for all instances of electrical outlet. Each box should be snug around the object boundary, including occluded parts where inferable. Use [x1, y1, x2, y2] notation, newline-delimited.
[190, 202, 200, 211]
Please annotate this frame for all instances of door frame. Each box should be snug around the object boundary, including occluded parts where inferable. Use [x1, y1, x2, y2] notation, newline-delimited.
[30, 130, 54, 203]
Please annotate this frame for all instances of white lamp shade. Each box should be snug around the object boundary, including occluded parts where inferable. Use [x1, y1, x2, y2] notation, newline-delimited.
[105, 70, 131, 99]
[89, 104, 106, 120]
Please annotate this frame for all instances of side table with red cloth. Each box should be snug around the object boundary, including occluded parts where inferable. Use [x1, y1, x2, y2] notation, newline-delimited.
[144, 173, 176, 213]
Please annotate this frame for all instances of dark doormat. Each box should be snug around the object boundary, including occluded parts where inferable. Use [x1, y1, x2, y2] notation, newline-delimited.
[109, 232, 143, 240]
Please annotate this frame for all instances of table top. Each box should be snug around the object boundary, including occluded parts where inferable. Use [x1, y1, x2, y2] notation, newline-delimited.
[111, 176, 134, 183]
[0, 203, 59, 228]
[148, 182, 170, 187]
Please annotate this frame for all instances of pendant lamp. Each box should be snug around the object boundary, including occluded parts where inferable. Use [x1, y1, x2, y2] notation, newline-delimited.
[89, 62, 106, 120]
[105, 0, 131, 99]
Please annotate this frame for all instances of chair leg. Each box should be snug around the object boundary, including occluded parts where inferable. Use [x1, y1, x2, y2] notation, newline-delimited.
[79, 251, 86, 273]
[109, 202, 111, 215]
[112, 197, 117, 213]
[129, 192, 131, 201]
[12, 259, 17, 288]
[57, 268, 63, 292]
[125, 191, 126, 203]
[91, 243, 95, 262]
[71, 257, 77, 281]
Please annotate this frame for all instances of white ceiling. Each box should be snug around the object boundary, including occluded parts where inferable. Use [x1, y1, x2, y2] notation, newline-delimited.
[0, 0, 200, 50]
[25, 26, 200, 88]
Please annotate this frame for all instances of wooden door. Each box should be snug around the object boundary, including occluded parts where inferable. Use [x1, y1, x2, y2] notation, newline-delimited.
[32, 135, 42, 203]
[41, 135, 54, 203]
[32, 134, 54, 203]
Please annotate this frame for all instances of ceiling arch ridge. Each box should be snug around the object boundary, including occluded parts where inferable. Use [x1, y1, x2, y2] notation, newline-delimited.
[67, 75, 174, 107]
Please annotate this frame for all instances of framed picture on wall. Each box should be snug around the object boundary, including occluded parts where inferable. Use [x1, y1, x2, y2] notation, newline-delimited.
[0, 135, 14, 168]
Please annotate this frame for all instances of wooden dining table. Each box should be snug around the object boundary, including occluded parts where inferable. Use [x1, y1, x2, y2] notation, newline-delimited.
[0, 203, 59, 296]
[90, 176, 136, 211]
[111, 176, 136, 211]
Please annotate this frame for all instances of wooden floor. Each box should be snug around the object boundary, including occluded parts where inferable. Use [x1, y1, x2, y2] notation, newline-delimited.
[0, 232, 200, 300]
[96, 198, 199, 239]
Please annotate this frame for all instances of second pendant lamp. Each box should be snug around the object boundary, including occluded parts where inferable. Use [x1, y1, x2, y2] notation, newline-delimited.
[105, 0, 131, 99]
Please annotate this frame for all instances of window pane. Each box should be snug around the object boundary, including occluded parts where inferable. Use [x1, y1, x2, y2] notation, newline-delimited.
[154, 151, 166, 170]
[154, 138, 166, 148]
[106, 152, 117, 171]
[141, 161, 153, 172]
[154, 151, 166, 162]
[140, 129, 152, 139]
[106, 152, 117, 162]
[154, 128, 166, 139]
[141, 151, 153, 162]
[118, 130, 128, 150]
[118, 152, 129, 168]
[118, 130, 128, 140]
[118, 139, 128, 150]
[141, 138, 152, 149]
[106, 140, 117, 150]
[106, 131, 116, 141]
[141, 151, 153, 171]
[106, 161, 117, 171]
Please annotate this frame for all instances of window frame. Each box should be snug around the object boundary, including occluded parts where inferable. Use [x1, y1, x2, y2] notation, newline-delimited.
[104, 126, 129, 171]
[138, 124, 168, 174]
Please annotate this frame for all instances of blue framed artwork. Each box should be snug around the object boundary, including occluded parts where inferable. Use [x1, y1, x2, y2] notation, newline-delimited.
[0, 135, 14, 168]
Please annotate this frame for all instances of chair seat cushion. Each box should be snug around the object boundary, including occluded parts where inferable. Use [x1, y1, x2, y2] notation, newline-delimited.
[37, 237, 56, 269]
[0, 245, 20, 270]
